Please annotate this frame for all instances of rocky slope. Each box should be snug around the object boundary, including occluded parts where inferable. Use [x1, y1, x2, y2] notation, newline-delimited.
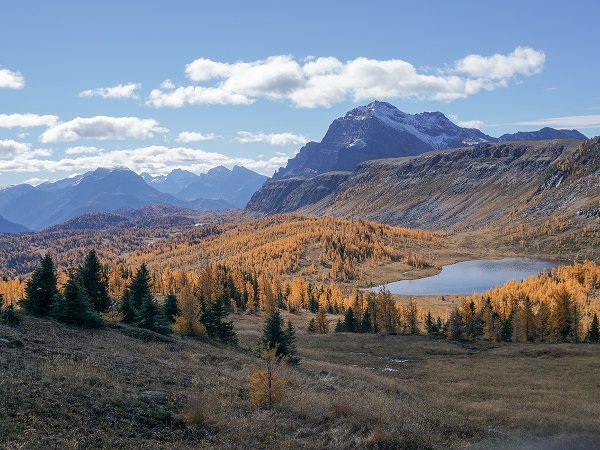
[248, 138, 600, 230]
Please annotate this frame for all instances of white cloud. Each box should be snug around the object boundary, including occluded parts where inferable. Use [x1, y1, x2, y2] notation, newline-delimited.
[64, 146, 103, 155]
[175, 131, 219, 143]
[0, 113, 59, 128]
[147, 48, 545, 109]
[0, 140, 51, 159]
[39, 116, 168, 143]
[0, 144, 293, 176]
[79, 83, 141, 99]
[454, 46, 545, 80]
[0, 67, 24, 89]
[160, 79, 175, 90]
[0, 140, 31, 158]
[448, 115, 485, 129]
[236, 131, 308, 145]
[515, 115, 600, 129]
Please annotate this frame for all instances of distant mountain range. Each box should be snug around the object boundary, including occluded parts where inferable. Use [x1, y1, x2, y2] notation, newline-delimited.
[0, 100, 590, 232]
[272, 101, 587, 179]
[0, 165, 267, 230]
[142, 165, 268, 207]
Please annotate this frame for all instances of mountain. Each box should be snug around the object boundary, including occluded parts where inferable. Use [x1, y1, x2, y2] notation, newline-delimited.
[0, 168, 183, 230]
[0, 214, 29, 233]
[248, 138, 600, 230]
[141, 166, 268, 208]
[499, 127, 587, 142]
[174, 165, 268, 208]
[142, 169, 201, 195]
[273, 101, 495, 179]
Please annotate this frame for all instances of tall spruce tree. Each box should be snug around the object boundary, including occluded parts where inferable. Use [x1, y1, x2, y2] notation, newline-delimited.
[130, 263, 153, 310]
[200, 296, 237, 344]
[136, 293, 169, 334]
[21, 254, 58, 316]
[78, 249, 111, 312]
[260, 309, 294, 360]
[343, 307, 357, 332]
[588, 313, 599, 343]
[51, 269, 103, 328]
[163, 293, 179, 324]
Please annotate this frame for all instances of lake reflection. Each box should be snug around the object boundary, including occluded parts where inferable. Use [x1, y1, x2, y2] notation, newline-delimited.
[370, 257, 559, 295]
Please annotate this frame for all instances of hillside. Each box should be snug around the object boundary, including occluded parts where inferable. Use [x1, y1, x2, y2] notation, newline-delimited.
[249, 139, 600, 233]
[3, 314, 600, 449]
[0, 215, 29, 233]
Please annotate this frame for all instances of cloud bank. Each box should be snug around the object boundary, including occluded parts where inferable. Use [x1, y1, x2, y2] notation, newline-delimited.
[516, 115, 600, 129]
[39, 116, 168, 143]
[0, 113, 59, 128]
[236, 131, 308, 145]
[147, 47, 545, 108]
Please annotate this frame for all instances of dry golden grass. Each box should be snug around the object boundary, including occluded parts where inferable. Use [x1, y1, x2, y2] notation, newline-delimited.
[2, 313, 600, 449]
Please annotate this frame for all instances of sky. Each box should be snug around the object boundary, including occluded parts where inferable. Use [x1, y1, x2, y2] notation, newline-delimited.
[1, 0, 599, 186]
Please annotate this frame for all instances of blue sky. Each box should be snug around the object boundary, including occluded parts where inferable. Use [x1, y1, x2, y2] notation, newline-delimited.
[1, 0, 599, 186]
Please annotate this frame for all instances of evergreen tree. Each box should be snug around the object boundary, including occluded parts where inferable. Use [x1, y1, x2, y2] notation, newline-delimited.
[335, 318, 345, 332]
[200, 296, 237, 344]
[260, 309, 289, 359]
[51, 269, 103, 328]
[587, 313, 599, 343]
[500, 315, 513, 342]
[21, 254, 58, 316]
[447, 307, 464, 341]
[307, 318, 316, 333]
[130, 263, 153, 310]
[425, 310, 434, 334]
[0, 295, 22, 326]
[284, 320, 300, 365]
[343, 307, 357, 332]
[308, 297, 319, 313]
[163, 293, 179, 324]
[78, 249, 111, 312]
[120, 289, 137, 324]
[136, 293, 169, 334]
[361, 308, 372, 333]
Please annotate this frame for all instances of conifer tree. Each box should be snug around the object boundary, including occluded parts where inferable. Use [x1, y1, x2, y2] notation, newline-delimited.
[335, 318, 344, 332]
[164, 293, 179, 324]
[51, 269, 103, 328]
[200, 296, 236, 344]
[136, 293, 169, 334]
[260, 309, 289, 360]
[361, 308, 372, 333]
[587, 313, 599, 343]
[315, 308, 330, 334]
[343, 307, 357, 332]
[21, 254, 58, 317]
[447, 307, 464, 341]
[130, 263, 153, 310]
[120, 289, 136, 324]
[307, 318, 316, 333]
[0, 294, 21, 326]
[425, 310, 434, 334]
[79, 249, 111, 312]
[285, 320, 300, 365]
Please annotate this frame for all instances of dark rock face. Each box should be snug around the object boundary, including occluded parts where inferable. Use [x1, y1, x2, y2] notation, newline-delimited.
[246, 172, 351, 214]
[273, 101, 495, 179]
[499, 127, 587, 142]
